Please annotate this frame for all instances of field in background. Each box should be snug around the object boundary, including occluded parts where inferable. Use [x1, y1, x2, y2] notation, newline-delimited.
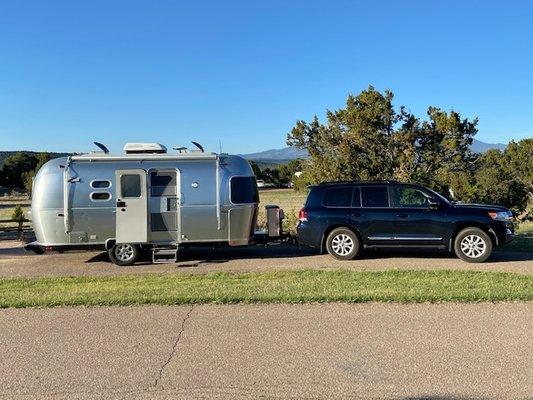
[257, 189, 307, 233]
[0, 195, 31, 228]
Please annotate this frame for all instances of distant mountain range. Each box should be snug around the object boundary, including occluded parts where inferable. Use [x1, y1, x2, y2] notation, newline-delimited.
[243, 139, 507, 164]
[0, 138, 507, 169]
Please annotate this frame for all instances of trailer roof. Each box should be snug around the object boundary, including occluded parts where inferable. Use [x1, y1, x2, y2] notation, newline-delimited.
[70, 152, 219, 162]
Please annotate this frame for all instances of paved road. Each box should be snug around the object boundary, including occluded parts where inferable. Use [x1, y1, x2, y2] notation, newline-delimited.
[0, 242, 531, 277]
[0, 303, 531, 399]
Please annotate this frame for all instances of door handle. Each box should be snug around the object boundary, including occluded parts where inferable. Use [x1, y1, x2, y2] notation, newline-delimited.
[351, 212, 363, 218]
[396, 213, 409, 218]
[117, 201, 126, 207]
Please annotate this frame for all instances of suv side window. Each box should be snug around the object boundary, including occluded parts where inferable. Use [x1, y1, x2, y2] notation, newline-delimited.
[361, 186, 389, 207]
[393, 186, 429, 208]
[322, 186, 353, 207]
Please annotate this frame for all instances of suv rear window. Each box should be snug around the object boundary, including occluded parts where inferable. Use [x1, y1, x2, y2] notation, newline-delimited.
[231, 177, 259, 204]
[361, 186, 389, 207]
[322, 187, 353, 207]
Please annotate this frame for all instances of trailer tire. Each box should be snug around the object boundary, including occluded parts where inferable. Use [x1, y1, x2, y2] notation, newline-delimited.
[108, 243, 140, 266]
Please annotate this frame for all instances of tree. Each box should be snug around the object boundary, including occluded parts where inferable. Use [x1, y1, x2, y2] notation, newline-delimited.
[22, 153, 54, 194]
[278, 159, 303, 185]
[248, 161, 262, 177]
[472, 149, 528, 214]
[287, 86, 403, 182]
[0, 152, 38, 189]
[416, 107, 478, 194]
[286, 86, 479, 197]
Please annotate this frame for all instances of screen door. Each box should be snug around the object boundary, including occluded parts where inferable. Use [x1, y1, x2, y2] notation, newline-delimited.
[115, 169, 148, 243]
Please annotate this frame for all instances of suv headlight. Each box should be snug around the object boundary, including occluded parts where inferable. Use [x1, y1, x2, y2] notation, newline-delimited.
[488, 211, 513, 221]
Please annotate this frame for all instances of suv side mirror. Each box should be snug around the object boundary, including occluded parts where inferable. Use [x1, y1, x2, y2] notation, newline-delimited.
[428, 198, 439, 210]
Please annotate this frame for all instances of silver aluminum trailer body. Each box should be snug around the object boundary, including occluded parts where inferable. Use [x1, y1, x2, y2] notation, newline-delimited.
[29, 152, 259, 257]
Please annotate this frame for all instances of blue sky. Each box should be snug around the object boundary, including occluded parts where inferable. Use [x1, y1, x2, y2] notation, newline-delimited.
[1, 0, 532, 154]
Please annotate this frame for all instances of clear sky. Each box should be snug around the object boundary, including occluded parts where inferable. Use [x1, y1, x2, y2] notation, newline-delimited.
[1, 0, 532, 154]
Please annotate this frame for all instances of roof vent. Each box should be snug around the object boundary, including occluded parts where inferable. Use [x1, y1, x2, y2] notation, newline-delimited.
[123, 143, 167, 154]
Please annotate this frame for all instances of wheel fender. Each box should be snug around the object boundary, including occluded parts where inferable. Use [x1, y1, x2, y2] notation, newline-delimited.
[105, 239, 116, 251]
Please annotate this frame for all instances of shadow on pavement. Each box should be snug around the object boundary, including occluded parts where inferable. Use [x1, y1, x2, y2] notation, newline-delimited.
[82, 243, 532, 266]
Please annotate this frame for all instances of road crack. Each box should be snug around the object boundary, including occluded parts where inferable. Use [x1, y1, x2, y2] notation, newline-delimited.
[153, 304, 194, 389]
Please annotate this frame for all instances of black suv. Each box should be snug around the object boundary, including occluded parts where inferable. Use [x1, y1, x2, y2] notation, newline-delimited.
[297, 181, 514, 263]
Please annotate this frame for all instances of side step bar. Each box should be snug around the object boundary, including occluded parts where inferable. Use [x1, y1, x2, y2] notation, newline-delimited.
[152, 246, 178, 264]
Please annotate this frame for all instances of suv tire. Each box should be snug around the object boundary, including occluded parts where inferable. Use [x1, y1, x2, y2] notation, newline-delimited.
[326, 227, 361, 260]
[454, 228, 493, 263]
[108, 243, 140, 266]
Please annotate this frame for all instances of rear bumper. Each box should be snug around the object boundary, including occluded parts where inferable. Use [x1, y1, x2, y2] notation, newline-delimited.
[296, 222, 322, 248]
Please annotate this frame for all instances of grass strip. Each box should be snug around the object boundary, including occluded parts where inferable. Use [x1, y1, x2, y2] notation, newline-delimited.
[1, 269, 532, 308]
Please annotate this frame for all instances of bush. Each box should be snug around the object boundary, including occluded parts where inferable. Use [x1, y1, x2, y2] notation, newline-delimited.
[11, 205, 25, 222]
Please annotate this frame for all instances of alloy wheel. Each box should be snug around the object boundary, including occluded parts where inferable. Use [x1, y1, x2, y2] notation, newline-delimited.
[115, 244, 135, 262]
[460, 235, 487, 258]
[331, 233, 354, 256]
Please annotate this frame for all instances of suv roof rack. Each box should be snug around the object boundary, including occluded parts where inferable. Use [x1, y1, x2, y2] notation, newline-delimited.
[318, 180, 399, 186]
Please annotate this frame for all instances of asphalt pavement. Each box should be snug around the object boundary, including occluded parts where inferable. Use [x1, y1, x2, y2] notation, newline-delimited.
[1, 303, 532, 399]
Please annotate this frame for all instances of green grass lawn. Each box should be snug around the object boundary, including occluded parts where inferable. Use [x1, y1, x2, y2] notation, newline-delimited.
[1, 269, 531, 308]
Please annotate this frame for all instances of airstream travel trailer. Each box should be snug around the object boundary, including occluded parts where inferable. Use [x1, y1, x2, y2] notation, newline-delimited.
[25, 142, 285, 265]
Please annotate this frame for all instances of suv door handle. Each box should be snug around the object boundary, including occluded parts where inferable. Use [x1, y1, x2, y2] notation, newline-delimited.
[351, 212, 363, 218]
[117, 201, 126, 207]
[396, 213, 409, 218]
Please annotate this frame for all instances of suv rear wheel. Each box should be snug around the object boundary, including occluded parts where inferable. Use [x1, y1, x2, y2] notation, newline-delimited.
[454, 228, 492, 263]
[326, 228, 361, 260]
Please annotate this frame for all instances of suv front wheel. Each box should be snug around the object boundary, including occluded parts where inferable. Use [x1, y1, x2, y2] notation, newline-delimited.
[454, 228, 493, 263]
[326, 228, 361, 260]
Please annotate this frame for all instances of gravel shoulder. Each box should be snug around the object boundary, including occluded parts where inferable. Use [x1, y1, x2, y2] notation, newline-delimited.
[0, 242, 532, 278]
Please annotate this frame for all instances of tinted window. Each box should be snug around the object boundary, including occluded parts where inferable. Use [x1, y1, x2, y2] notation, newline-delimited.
[352, 187, 361, 207]
[361, 186, 389, 207]
[393, 186, 429, 208]
[90, 192, 111, 201]
[323, 187, 353, 207]
[91, 180, 111, 188]
[121, 174, 141, 198]
[231, 177, 259, 204]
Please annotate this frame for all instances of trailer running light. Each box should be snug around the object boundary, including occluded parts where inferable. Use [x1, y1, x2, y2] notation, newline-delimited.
[298, 208, 308, 222]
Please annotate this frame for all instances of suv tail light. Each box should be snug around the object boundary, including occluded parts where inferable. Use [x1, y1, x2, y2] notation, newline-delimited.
[298, 208, 308, 222]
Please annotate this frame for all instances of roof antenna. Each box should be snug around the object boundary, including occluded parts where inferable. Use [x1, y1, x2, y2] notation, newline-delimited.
[191, 141, 204, 152]
[93, 142, 109, 154]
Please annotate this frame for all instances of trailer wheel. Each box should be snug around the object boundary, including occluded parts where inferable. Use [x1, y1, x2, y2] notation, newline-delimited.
[108, 243, 140, 266]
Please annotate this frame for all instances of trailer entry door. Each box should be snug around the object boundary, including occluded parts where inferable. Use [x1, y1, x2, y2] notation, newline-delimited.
[115, 169, 148, 243]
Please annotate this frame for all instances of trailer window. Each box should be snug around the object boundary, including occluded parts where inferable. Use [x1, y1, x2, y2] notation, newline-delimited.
[90, 192, 111, 201]
[90, 180, 111, 189]
[231, 177, 259, 204]
[121, 175, 141, 198]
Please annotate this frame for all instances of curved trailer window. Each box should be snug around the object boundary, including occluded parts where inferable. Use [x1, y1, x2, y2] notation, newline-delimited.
[231, 177, 259, 204]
